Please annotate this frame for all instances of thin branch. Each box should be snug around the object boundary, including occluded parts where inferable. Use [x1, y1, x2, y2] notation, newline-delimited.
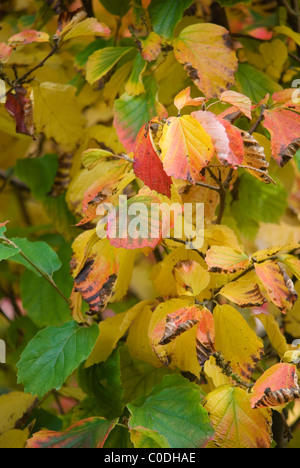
[289, 52, 300, 64]
[249, 106, 266, 135]
[0, 169, 30, 193]
[195, 181, 220, 192]
[213, 351, 254, 389]
[13, 40, 60, 87]
[82, 0, 95, 17]
[281, 0, 297, 16]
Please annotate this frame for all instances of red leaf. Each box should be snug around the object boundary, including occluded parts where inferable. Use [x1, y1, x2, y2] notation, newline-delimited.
[263, 108, 300, 166]
[133, 123, 172, 197]
[250, 363, 300, 408]
[5, 87, 34, 137]
[174, 87, 207, 112]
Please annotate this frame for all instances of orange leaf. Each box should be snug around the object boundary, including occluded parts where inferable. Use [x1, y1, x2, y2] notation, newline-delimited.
[173, 24, 238, 98]
[158, 305, 203, 345]
[263, 108, 300, 166]
[205, 246, 249, 273]
[133, 122, 172, 197]
[250, 363, 300, 408]
[220, 90, 252, 119]
[196, 309, 215, 367]
[174, 87, 207, 112]
[254, 260, 297, 313]
[159, 115, 213, 183]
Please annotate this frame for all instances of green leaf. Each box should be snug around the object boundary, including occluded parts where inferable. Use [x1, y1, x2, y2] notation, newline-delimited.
[104, 425, 133, 448]
[148, 0, 194, 39]
[77, 349, 125, 419]
[15, 154, 77, 239]
[114, 75, 161, 151]
[236, 63, 282, 104]
[75, 38, 113, 68]
[15, 154, 58, 200]
[125, 53, 147, 96]
[19, 244, 73, 328]
[0, 243, 20, 261]
[99, 0, 131, 17]
[130, 427, 170, 448]
[120, 346, 174, 403]
[8, 237, 61, 277]
[86, 47, 134, 84]
[17, 321, 99, 398]
[128, 374, 214, 448]
[27, 417, 118, 448]
[231, 172, 287, 238]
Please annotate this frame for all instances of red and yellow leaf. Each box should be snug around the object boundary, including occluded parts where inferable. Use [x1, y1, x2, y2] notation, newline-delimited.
[0, 43, 12, 63]
[8, 30, 49, 45]
[250, 363, 300, 408]
[158, 305, 203, 345]
[220, 90, 252, 120]
[174, 87, 207, 112]
[196, 309, 215, 367]
[26, 417, 117, 448]
[254, 260, 298, 313]
[159, 115, 214, 183]
[140, 32, 162, 62]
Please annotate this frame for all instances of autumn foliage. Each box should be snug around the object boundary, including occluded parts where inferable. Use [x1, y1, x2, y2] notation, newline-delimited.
[1, 0, 300, 450]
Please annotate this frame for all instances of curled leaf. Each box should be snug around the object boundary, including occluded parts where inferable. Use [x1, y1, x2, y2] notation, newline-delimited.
[250, 363, 300, 408]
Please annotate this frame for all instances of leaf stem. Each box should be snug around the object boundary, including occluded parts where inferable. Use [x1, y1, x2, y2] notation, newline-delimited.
[2, 237, 70, 305]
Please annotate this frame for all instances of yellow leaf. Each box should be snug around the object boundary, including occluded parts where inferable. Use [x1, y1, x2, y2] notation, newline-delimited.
[256, 313, 288, 358]
[173, 24, 238, 98]
[159, 115, 213, 184]
[0, 392, 36, 435]
[0, 428, 29, 449]
[204, 356, 230, 390]
[85, 301, 152, 367]
[251, 243, 300, 263]
[259, 40, 288, 81]
[275, 25, 300, 46]
[214, 304, 264, 381]
[127, 302, 162, 368]
[204, 385, 272, 448]
[113, 249, 136, 302]
[62, 18, 110, 41]
[148, 298, 202, 377]
[151, 247, 208, 296]
[173, 259, 210, 296]
[204, 224, 242, 251]
[33, 82, 85, 149]
[219, 271, 266, 308]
